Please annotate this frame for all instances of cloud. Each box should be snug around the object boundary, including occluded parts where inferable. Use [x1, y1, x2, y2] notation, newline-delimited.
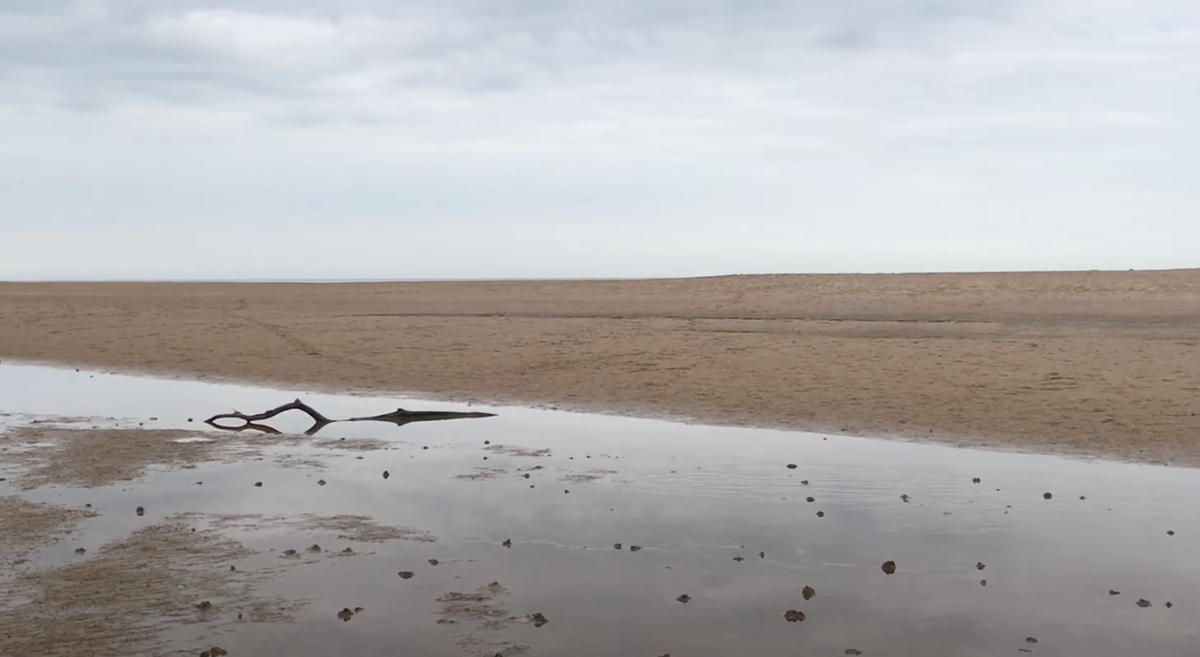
[0, 0, 1197, 278]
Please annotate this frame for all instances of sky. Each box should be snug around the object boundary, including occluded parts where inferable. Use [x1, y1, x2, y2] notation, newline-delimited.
[1, 0, 1197, 280]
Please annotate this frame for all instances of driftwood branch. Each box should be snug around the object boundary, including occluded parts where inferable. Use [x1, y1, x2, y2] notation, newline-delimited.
[204, 399, 495, 436]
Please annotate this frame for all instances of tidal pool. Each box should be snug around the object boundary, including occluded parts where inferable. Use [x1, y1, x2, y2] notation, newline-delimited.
[0, 363, 1197, 656]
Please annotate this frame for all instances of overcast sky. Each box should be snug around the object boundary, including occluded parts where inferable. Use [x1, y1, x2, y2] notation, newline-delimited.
[1, 0, 1196, 280]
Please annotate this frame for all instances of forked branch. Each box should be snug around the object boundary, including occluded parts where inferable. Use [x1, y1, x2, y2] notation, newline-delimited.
[204, 399, 495, 436]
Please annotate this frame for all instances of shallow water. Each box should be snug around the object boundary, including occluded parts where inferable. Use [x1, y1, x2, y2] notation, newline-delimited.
[1, 362, 1198, 656]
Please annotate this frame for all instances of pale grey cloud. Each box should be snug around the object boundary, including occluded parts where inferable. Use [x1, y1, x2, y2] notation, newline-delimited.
[0, 0, 1196, 279]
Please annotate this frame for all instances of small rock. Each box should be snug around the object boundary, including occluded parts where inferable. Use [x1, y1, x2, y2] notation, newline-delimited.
[254, 482, 263, 488]
[1167, 530, 1175, 536]
[341, 547, 354, 555]
[733, 556, 745, 562]
[1165, 601, 1173, 608]
[972, 477, 981, 484]
[398, 571, 415, 579]
[502, 539, 512, 548]
[786, 464, 798, 470]
[845, 650, 862, 656]
[816, 511, 825, 518]
[783, 609, 805, 622]
[881, 560, 897, 575]
[1043, 492, 1052, 500]
[527, 612, 549, 627]
[806, 497, 815, 503]
[307, 544, 322, 553]
[1080, 495, 1086, 500]
[85, 503, 91, 508]
[1136, 599, 1152, 608]
[976, 562, 986, 570]
[980, 580, 987, 586]
[230, 565, 236, 571]
[564, 489, 570, 494]
[630, 545, 643, 552]
[136, 506, 145, 516]
[383, 471, 390, 479]
[1026, 637, 1038, 644]
[900, 494, 910, 503]
[337, 607, 355, 621]
[800, 480, 810, 485]
[1109, 590, 1120, 595]
[428, 558, 440, 566]
[196, 600, 213, 611]
[802, 585, 816, 601]
[523, 473, 531, 479]
[210, 648, 228, 657]
[187, 418, 193, 422]
[614, 543, 623, 550]
[676, 594, 691, 604]
[282, 549, 298, 557]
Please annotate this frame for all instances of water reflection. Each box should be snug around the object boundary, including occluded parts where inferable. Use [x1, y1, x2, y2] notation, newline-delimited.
[1, 363, 1199, 657]
[203, 398, 495, 435]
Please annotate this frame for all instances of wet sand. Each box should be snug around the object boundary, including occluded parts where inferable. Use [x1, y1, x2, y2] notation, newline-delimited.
[2, 365, 1198, 656]
[2, 270, 1199, 465]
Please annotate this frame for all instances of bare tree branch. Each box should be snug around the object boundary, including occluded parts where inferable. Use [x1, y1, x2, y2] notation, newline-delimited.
[204, 399, 495, 436]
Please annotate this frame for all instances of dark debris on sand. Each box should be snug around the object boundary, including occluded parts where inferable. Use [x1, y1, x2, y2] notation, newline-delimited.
[783, 609, 806, 622]
[881, 560, 897, 575]
[802, 585, 816, 601]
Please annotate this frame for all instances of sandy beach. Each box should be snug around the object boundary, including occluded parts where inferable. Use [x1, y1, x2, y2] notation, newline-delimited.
[2, 270, 1199, 465]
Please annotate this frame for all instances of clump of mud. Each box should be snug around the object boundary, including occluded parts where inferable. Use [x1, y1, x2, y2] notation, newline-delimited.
[0, 426, 247, 489]
[0, 518, 302, 657]
[456, 468, 510, 481]
[485, 444, 552, 458]
[186, 513, 436, 543]
[0, 496, 96, 563]
[561, 469, 618, 484]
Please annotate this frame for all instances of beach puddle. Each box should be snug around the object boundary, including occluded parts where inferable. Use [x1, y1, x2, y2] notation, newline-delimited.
[1, 363, 1199, 656]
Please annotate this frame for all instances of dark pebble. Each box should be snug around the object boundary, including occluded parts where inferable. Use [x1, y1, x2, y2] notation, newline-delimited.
[318, 479, 326, 486]
[254, 482, 263, 487]
[1043, 492, 1052, 500]
[972, 477, 981, 484]
[136, 506, 145, 516]
[881, 560, 897, 575]
[383, 471, 390, 479]
[1109, 590, 1120, 595]
[800, 480, 809, 485]
[802, 585, 816, 601]
[806, 497, 815, 503]
[1136, 599, 1152, 608]
[630, 545, 643, 552]
[976, 562, 986, 570]
[816, 511, 825, 518]
[528, 612, 549, 627]
[980, 579, 987, 586]
[786, 464, 798, 470]
[1026, 637, 1038, 644]
[676, 594, 691, 604]
[1167, 530, 1175, 536]
[398, 571, 415, 579]
[502, 539, 512, 548]
[733, 556, 745, 562]
[783, 609, 805, 622]
[428, 558, 440, 566]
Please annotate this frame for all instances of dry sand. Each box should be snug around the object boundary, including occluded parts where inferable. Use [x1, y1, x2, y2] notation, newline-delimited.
[2, 271, 1199, 464]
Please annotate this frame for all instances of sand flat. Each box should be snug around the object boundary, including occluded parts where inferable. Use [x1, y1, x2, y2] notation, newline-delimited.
[1, 270, 1199, 464]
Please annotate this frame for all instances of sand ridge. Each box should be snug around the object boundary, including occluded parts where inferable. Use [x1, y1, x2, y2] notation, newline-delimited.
[1, 270, 1198, 465]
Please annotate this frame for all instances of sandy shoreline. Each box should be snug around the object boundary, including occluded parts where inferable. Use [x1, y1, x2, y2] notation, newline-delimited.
[2, 270, 1199, 465]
